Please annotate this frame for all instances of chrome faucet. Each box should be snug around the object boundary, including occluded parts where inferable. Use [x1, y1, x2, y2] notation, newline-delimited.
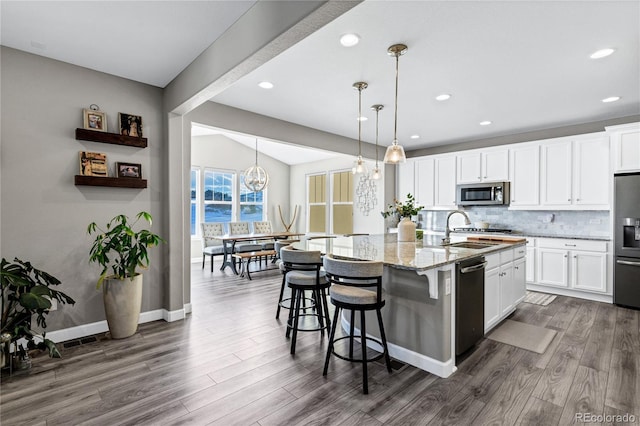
[442, 210, 471, 245]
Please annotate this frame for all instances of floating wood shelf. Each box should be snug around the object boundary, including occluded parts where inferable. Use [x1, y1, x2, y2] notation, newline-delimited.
[75, 128, 148, 148]
[74, 175, 147, 188]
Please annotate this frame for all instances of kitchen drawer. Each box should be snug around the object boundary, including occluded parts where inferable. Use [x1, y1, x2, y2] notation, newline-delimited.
[537, 238, 608, 252]
[500, 248, 515, 264]
[485, 253, 500, 270]
[514, 245, 526, 259]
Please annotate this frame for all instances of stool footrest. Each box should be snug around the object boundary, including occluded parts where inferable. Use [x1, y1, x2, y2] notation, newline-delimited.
[330, 335, 386, 363]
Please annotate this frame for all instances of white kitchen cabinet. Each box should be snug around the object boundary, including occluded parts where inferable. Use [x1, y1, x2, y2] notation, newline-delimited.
[415, 158, 435, 207]
[525, 238, 536, 283]
[573, 136, 610, 207]
[540, 134, 609, 210]
[535, 238, 608, 293]
[397, 159, 415, 201]
[509, 144, 539, 207]
[540, 139, 573, 206]
[484, 266, 501, 332]
[484, 247, 526, 333]
[434, 155, 457, 208]
[457, 149, 508, 184]
[608, 122, 640, 172]
[571, 251, 607, 293]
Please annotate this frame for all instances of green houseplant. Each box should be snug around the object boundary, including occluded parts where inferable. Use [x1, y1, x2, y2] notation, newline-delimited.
[87, 211, 164, 338]
[381, 193, 424, 219]
[1, 258, 76, 367]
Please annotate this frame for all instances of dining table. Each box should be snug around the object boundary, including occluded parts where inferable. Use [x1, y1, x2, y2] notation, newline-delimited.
[220, 231, 305, 274]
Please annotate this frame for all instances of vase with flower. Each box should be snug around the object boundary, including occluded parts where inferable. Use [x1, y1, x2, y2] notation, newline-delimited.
[381, 194, 424, 242]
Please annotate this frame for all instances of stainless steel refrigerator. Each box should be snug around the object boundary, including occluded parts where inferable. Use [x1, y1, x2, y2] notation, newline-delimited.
[614, 172, 640, 309]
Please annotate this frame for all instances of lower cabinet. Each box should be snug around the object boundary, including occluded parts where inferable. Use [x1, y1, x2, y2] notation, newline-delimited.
[535, 238, 608, 294]
[484, 247, 526, 333]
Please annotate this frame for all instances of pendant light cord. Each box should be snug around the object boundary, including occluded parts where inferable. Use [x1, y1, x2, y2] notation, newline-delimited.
[358, 86, 363, 156]
[393, 53, 399, 145]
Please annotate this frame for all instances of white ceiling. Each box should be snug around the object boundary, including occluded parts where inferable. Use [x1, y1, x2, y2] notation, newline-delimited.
[2, 1, 639, 159]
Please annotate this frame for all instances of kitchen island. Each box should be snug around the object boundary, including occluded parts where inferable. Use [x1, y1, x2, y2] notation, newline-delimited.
[294, 233, 527, 378]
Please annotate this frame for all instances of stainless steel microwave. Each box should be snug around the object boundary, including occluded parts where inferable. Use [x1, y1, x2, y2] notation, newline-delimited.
[456, 182, 510, 206]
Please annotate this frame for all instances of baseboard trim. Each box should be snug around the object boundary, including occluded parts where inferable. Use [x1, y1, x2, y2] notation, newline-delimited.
[46, 308, 185, 343]
[184, 303, 193, 315]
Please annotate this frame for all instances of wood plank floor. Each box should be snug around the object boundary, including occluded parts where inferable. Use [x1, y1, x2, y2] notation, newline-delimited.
[1, 261, 639, 425]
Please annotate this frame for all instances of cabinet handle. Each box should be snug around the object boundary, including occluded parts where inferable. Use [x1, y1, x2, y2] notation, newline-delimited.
[568, 198, 571, 201]
[576, 198, 580, 202]
[564, 255, 568, 258]
[574, 255, 577, 259]
[565, 244, 576, 247]
[483, 176, 487, 179]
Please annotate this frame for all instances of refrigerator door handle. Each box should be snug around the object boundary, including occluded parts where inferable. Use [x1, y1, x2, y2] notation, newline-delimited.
[616, 259, 640, 267]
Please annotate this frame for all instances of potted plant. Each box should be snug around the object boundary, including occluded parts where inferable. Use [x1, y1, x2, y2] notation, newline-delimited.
[1, 258, 76, 369]
[87, 211, 164, 339]
[381, 194, 424, 242]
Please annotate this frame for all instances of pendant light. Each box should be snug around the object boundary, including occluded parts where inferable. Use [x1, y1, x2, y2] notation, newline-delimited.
[352, 81, 368, 175]
[370, 104, 384, 180]
[242, 138, 269, 192]
[383, 43, 408, 164]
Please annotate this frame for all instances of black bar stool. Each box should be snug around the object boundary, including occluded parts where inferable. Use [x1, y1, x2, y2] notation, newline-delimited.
[274, 239, 302, 319]
[280, 246, 331, 355]
[322, 254, 392, 394]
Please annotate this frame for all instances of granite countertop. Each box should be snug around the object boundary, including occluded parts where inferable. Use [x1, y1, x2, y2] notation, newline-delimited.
[295, 234, 526, 272]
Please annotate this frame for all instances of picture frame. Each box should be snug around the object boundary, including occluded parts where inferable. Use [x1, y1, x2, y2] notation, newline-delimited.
[118, 113, 143, 138]
[83, 109, 107, 132]
[79, 151, 108, 177]
[116, 162, 142, 179]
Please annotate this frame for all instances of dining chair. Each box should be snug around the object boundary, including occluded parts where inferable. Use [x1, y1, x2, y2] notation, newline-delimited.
[253, 221, 275, 250]
[201, 222, 225, 272]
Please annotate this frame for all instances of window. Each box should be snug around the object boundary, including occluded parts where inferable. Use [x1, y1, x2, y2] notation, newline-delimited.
[239, 175, 265, 222]
[331, 171, 353, 234]
[190, 167, 200, 236]
[308, 174, 327, 233]
[204, 169, 234, 224]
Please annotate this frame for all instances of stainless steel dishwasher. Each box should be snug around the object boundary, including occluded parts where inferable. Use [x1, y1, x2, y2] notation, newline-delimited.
[455, 256, 487, 356]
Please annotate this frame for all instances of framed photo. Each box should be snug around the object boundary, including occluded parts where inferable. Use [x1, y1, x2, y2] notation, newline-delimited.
[118, 113, 143, 138]
[79, 151, 108, 177]
[83, 109, 107, 132]
[116, 162, 142, 179]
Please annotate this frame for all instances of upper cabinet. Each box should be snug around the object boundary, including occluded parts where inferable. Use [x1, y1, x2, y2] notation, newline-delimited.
[457, 149, 509, 184]
[434, 155, 457, 208]
[415, 158, 435, 207]
[396, 159, 415, 201]
[540, 133, 609, 210]
[509, 144, 539, 207]
[608, 123, 640, 173]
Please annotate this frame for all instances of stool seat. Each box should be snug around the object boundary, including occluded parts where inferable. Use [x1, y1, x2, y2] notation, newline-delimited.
[287, 270, 328, 287]
[329, 284, 378, 306]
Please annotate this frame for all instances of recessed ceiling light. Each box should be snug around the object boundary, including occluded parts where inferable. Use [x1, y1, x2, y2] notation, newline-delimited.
[479, 121, 492, 126]
[435, 94, 451, 101]
[340, 33, 360, 47]
[602, 96, 621, 103]
[258, 81, 274, 89]
[590, 48, 615, 59]
[357, 116, 368, 121]
[410, 135, 420, 139]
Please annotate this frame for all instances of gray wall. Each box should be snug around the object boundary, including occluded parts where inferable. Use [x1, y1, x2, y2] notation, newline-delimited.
[0, 47, 165, 329]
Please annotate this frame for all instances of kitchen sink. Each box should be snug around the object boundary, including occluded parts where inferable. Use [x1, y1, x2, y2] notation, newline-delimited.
[447, 241, 501, 249]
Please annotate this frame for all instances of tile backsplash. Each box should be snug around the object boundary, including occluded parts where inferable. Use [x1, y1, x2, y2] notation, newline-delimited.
[418, 207, 611, 238]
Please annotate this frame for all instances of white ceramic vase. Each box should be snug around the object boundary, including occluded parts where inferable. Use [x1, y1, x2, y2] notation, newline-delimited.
[103, 274, 143, 339]
[397, 217, 416, 242]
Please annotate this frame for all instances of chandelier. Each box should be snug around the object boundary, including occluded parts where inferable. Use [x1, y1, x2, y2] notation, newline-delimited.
[352, 81, 368, 175]
[242, 138, 269, 192]
[383, 43, 408, 164]
[370, 104, 384, 179]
